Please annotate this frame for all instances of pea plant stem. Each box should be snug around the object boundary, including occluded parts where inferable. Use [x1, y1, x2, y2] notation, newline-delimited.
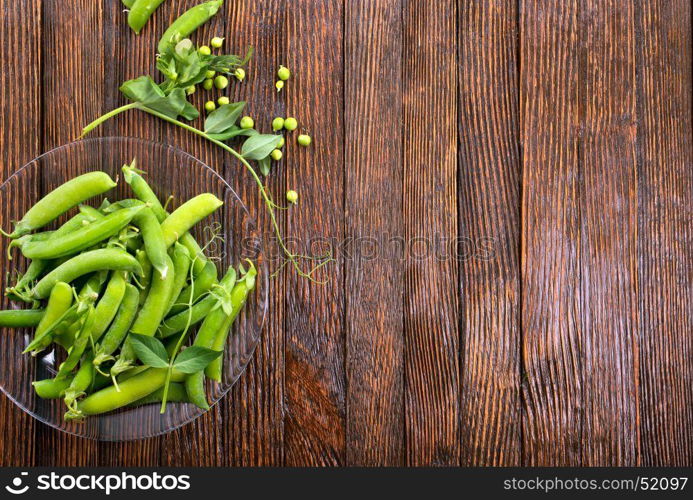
[80, 104, 330, 282]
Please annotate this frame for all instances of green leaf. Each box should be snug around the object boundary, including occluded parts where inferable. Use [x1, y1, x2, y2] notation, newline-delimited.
[120, 76, 165, 103]
[258, 156, 271, 176]
[173, 346, 223, 374]
[208, 126, 257, 142]
[241, 134, 282, 161]
[120, 78, 195, 120]
[129, 333, 169, 368]
[204, 102, 246, 134]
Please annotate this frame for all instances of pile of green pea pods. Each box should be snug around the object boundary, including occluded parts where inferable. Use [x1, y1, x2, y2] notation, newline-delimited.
[0, 162, 256, 420]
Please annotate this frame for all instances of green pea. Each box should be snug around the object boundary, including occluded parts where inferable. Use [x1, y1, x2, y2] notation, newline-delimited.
[205, 101, 216, 112]
[275, 80, 284, 92]
[198, 45, 212, 56]
[240, 116, 254, 129]
[277, 65, 291, 81]
[284, 117, 298, 131]
[272, 117, 285, 131]
[270, 149, 283, 161]
[234, 68, 246, 81]
[297, 134, 312, 146]
[202, 79, 214, 90]
[286, 190, 299, 204]
[205, 70, 216, 79]
[214, 75, 229, 89]
[186, 85, 196, 95]
[210, 36, 224, 48]
[276, 136, 285, 149]
[217, 96, 230, 106]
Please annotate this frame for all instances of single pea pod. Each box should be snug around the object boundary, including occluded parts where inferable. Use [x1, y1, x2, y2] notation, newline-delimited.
[184, 371, 209, 410]
[130, 254, 175, 336]
[157, 0, 224, 53]
[32, 376, 73, 399]
[31, 249, 143, 299]
[135, 249, 153, 305]
[163, 243, 191, 316]
[76, 367, 184, 416]
[93, 283, 139, 371]
[17, 205, 145, 260]
[63, 353, 95, 419]
[206, 262, 256, 381]
[168, 259, 218, 316]
[122, 164, 209, 275]
[127, 0, 167, 34]
[0, 308, 45, 328]
[133, 206, 170, 279]
[132, 382, 190, 406]
[25, 282, 73, 353]
[4, 172, 116, 238]
[6, 259, 48, 302]
[90, 271, 128, 342]
[160, 193, 223, 247]
[56, 306, 96, 379]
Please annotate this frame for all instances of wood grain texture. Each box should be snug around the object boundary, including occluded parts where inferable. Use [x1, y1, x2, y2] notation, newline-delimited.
[457, 0, 521, 466]
[0, 0, 41, 466]
[520, 0, 582, 466]
[579, 0, 640, 466]
[635, 0, 693, 466]
[403, 0, 459, 466]
[344, 0, 405, 466]
[284, 0, 346, 466]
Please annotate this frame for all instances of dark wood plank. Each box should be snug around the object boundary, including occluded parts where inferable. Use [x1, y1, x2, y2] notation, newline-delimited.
[35, 0, 106, 466]
[579, 0, 640, 466]
[458, 0, 521, 466]
[283, 0, 346, 466]
[403, 0, 459, 466]
[345, 0, 404, 466]
[520, 0, 582, 466]
[0, 0, 42, 466]
[635, 0, 693, 466]
[219, 0, 285, 466]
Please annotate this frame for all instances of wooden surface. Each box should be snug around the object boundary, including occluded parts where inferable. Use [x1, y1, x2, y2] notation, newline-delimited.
[0, 0, 691, 466]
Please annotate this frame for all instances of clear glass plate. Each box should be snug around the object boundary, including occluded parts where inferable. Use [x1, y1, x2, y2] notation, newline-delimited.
[0, 137, 267, 441]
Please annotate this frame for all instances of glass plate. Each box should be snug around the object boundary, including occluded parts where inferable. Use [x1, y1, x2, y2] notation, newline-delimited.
[0, 137, 267, 441]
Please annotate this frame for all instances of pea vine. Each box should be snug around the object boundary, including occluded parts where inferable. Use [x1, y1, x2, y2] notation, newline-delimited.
[80, 37, 333, 282]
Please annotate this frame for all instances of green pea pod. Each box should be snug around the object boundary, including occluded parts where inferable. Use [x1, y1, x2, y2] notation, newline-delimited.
[160, 193, 223, 247]
[128, 0, 167, 34]
[32, 376, 73, 399]
[18, 205, 145, 260]
[122, 164, 208, 275]
[206, 262, 256, 381]
[4, 172, 116, 238]
[77, 204, 105, 222]
[130, 254, 175, 337]
[184, 370, 209, 410]
[168, 259, 217, 316]
[26, 282, 73, 353]
[57, 306, 96, 379]
[0, 308, 45, 327]
[63, 353, 95, 418]
[90, 271, 128, 342]
[132, 382, 189, 406]
[93, 283, 140, 371]
[133, 207, 170, 279]
[157, 0, 224, 53]
[31, 249, 143, 299]
[77, 367, 186, 416]
[6, 259, 48, 302]
[163, 243, 191, 317]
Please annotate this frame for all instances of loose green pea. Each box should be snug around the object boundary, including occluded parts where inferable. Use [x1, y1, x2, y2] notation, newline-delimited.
[272, 117, 285, 131]
[205, 101, 216, 112]
[286, 190, 299, 204]
[277, 65, 291, 81]
[284, 117, 298, 131]
[240, 116, 254, 129]
[210, 36, 224, 48]
[277, 136, 285, 148]
[275, 80, 284, 92]
[205, 70, 216, 79]
[270, 149, 283, 161]
[214, 75, 229, 89]
[186, 85, 196, 95]
[202, 78, 214, 90]
[198, 45, 211, 56]
[217, 96, 230, 106]
[234, 68, 246, 81]
[297, 134, 312, 146]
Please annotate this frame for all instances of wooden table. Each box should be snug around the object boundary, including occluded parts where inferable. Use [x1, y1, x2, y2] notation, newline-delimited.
[0, 0, 690, 467]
